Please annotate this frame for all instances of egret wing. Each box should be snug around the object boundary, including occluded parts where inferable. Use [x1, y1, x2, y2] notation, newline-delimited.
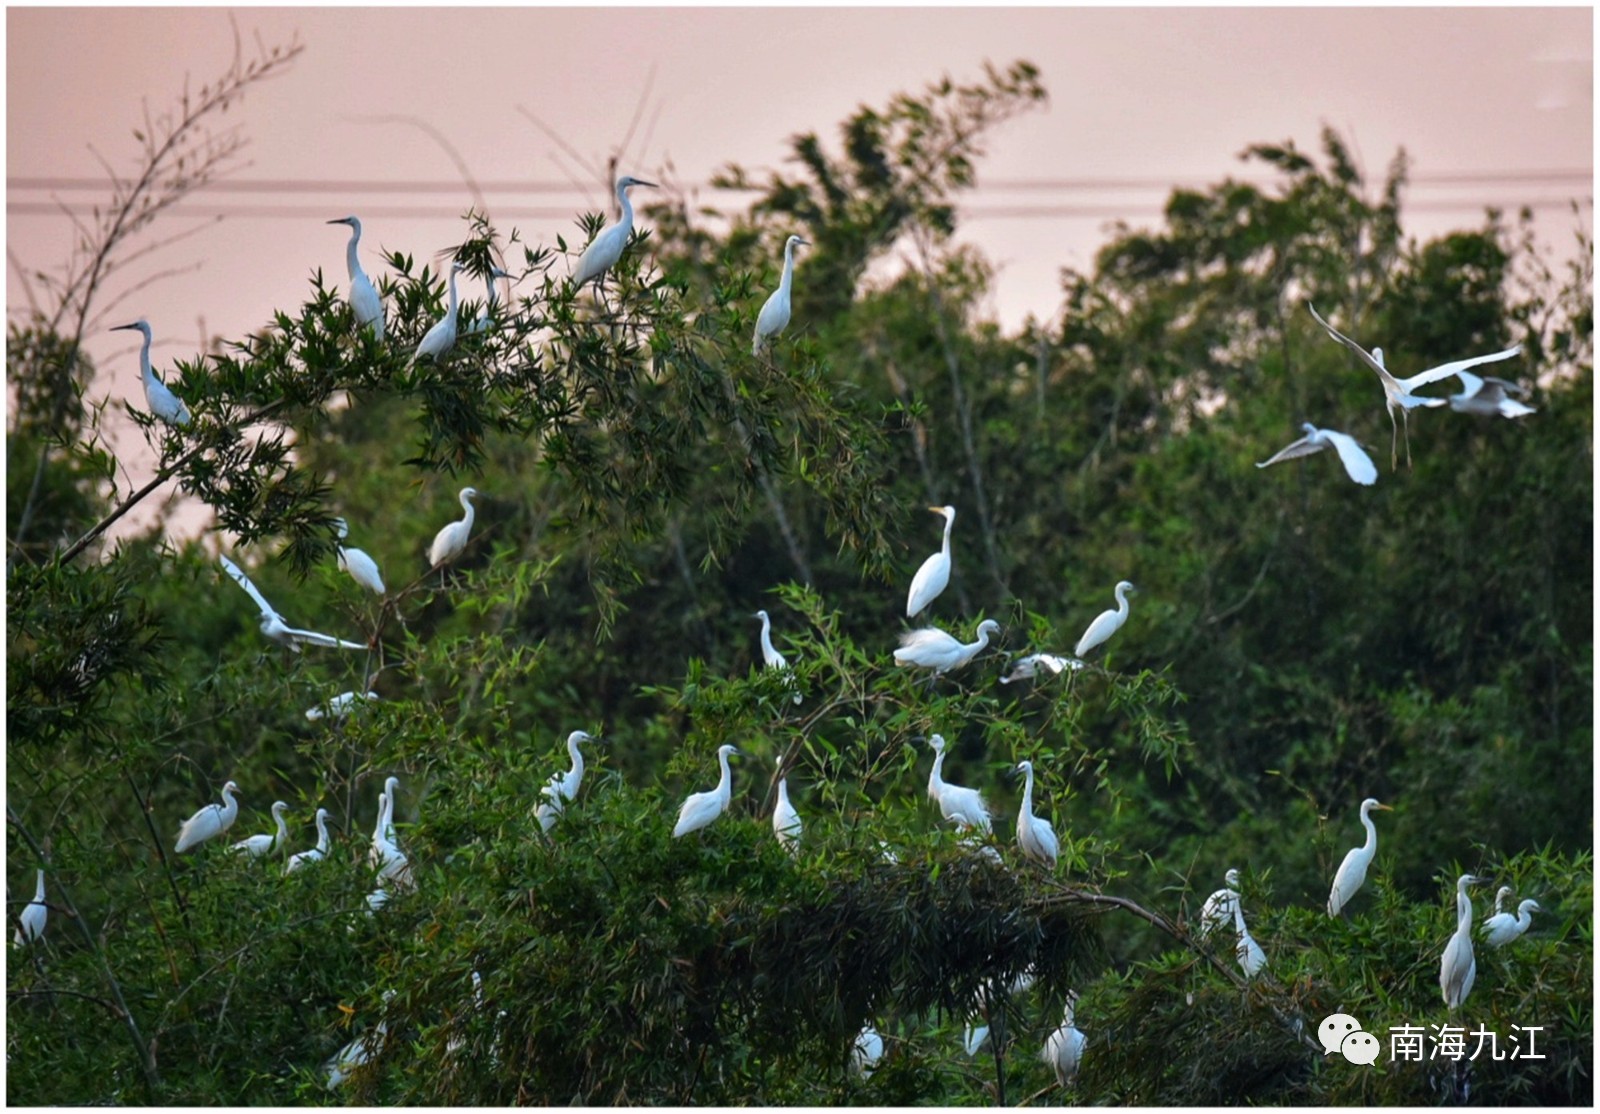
[1319, 429, 1379, 485]
[1307, 302, 1392, 384]
[1255, 434, 1325, 469]
[219, 554, 278, 618]
[283, 625, 367, 650]
[1403, 344, 1523, 391]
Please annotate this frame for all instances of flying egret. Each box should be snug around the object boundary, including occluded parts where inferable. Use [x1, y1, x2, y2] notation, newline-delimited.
[325, 990, 395, 1089]
[174, 780, 241, 853]
[570, 175, 657, 293]
[1233, 898, 1267, 979]
[535, 730, 595, 832]
[1042, 991, 1087, 1088]
[1306, 302, 1522, 468]
[218, 554, 367, 651]
[773, 777, 802, 852]
[1000, 652, 1081, 684]
[1482, 898, 1542, 948]
[1256, 422, 1378, 486]
[894, 618, 1001, 675]
[14, 870, 47, 946]
[409, 261, 467, 368]
[1198, 869, 1241, 938]
[327, 216, 385, 337]
[906, 506, 956, 618]
[1441, 874, 1485, 1009]
[1074, 580, 1137, 659]
[334, 518, 386, 595]
[754, 610, 802, 705]
[1327, 798, 1393, 916]
[672, 744, 739, 838]
[1448, 370, 1537, 419]
[925, 735, 991, 833]
[111, 319, 190, 426]
[850, 1023, 884, 1078]
[306, 691, 380, 721]
[1015, 760, 1059, 868]
[468, 266, 513, 335]
[428, 487, 481, 569]
[286, 807, 331, 873]
[752, 234, 810, 356]
[231, 800, 290, 858]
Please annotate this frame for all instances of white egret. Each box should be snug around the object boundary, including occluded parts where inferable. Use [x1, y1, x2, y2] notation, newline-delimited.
[1233, 899, 1267, 979]
[1327, 798, 1393, 916]
[468, 266, 513, 335]
[369, 791, 394, 869]
[752, 234, 810, 356]
[1448, 370, 1537, 419]
[1000, 652, 1080, 684]
[14, 870, 47, 946]
[1482, 898, 1542, 948]
[850, 1023, 884, 1078]
[925, 735, 991, 833]
[364, 887, 389, 916]
[672, 744, 739, 838]
[374, 805, 413, 892]
[1441, 874, 1485, 1009]
[218, 554, 367, 651]
[754, 610, 802, 705]
[231, 800, 290, 858]
[1041, 991, 1087, 1088]
[1492, 885, 1514, 916]
[327, 216, 385, 338]
[905, 505, 956, 618]
[962, 1020, 989, 1056]
[535, 730, 595, 832]
[570, 175, 657, 292]
[428, 487, 481, 569]
[894, 618, 1001, 676]
[286, 807, 331, 873]
[409, 261, 467, 368]
[1198, 868, 1241, 938]
[111, 319, 190, 426]
[1307, 302, 1522, 468]
[306, 690, 380, 722]
[381, 776, 401, 845]
[772, 777, 802, 852]
[1074, 580, 1137, 659]
[325, 990, 395, 1089]
[1256, 422, 1378, 486]
[174, 780, 241, 853]
[334, 518, 386, 595]
[1015, 760, 1059, 868]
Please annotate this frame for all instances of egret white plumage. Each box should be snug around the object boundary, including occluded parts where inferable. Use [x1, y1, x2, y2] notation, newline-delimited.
[327, 216, 384, 338]
[218, 554, 367, 651]
[752, 234, 810, 356]
[1327, 798, 1393, 916]
[409, 261, 467, 367]
[925, 734, 991, 833]
[174, 780, 241, 853]
[231, 800, 290, 858]
[334, 518, 386, 595]
[1482, 898, 1542, 948]
[754, 609, 802, 704]
[1074, 580, 1137, 659]
[535, 730, 594, 832]
[1307, 302, 1523, 468]
[381, 776, 401, 845]
[428, 487, 480, 569]
[1448, 370, 1537, 419]
[1000, 652, 1080, 684]
[1441, 874, 1485, 1009]
[850, 1023, 884, 1077]
[1256, 422, 1378, 486]
[1492, 885, 1514, 916]
[1015, 760, 1059, 868]
[373, 792, 414, 891]
[672, 744, 739, 838]
[306, 691, 380, 721]
[14, 870, 47, 946]
[905, 505, 956, 618]
[111, 319, 190, 426]
[1041, 992, 1087, 1088]
[1198, 868, 1241, 938]
[773, 777, 802, 852]
[469, 266, 513, 335]
[894, 618, 1000, 675]
[962, 1019, 990, 1056]
[325, 991, 395, 1089]
[286, 807, 331, 873]
[1233, 898, 1267, 979]
[570, 175, 657, 292]
[364, 887, 389, 916]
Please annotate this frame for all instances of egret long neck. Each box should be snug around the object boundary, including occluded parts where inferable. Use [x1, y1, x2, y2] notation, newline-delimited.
[929, 749, 946, 797]
[759, 615, 777, 658]
[1020, 766, 1035, 814]
[715, 749, 733, 801]
[137, 331, 154, 383]
[459, 492, 476, 530]
[34, 870, 45, 901]
[446, 269, 460, 316]
[1359, 808, 1378, 855]
[778, 240, 797, 294]
[568, 735, 585, 781]
[315, 811, 330, 852]
[345, 229, 363, 280]
[1114, 583, 1131, 616]
[373, 793, 388, 841]
[616, 182, 635, 232]
[940, 513, 954, 554]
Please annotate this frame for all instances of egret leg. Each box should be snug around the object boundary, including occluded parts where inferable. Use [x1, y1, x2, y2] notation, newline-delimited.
[1388, 408, 1400, 472]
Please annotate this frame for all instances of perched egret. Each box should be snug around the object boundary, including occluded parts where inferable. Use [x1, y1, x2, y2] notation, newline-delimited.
[672, 744, 739, 838]
[906, 506, 956, 618]
[327, 216, 385, 337]
[754, 610, 802, 705]
[570, 175, 657, 292]
[1307, 302, 1522, 469]
[535, 730, 595, 832]
[111, 319, 190, 426]
[1074, 580, 1138, 659]
[1233, 899, 1267, 979]
[369, 790, 395, 869]
[894, 618, 1001, 676]
[218, 554, 367, 651]
[286, 807, 331, 873]
[325, 991, 395, 1089]
[773, 777, 802, 852]
[925, 735, 991, 833]
[14, 870, 47, 946]
[1441, 874, 1485, 1009]
[1256, 422, 1378, 486]
[1000, 652, 1080, 684]
[1492, 885, 1514, 916]
[1198, 868, 1241, 938]
[231, 800, 290, 858]
[374, 793, 414, 891]
[1041, 992, 1087, 1088]
[1482, 898, 1542, 948]
[1327, 798, 1393, 916]
[380, 776, 401, 845]
[1448, 370, 1537, 419]
[469, 266, 513, 335]
[174, 780, 241, 853]
[306, 691, 380, 721]
[409, 262, 467, 368]
[428, 487, 481, 569]
[1015, 760, 1059, 868]
[752, 234, 810, 356]
[334, 518, 386, 595]
[850, 1023, 884, 1078]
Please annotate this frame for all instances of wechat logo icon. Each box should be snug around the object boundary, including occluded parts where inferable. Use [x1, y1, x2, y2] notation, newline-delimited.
[1319, 1013, 1379, 1065]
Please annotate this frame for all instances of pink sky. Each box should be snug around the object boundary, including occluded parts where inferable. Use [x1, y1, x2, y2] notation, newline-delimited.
[6, 6, 1592, 535]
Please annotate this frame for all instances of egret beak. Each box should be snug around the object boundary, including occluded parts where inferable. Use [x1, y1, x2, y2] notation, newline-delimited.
[797, 238, 812, 247]
[326, 217, 350, 225]
[927, 506, 943, 514]
[110, 322, 139, 332]
[1373, 803, 1394, 811]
